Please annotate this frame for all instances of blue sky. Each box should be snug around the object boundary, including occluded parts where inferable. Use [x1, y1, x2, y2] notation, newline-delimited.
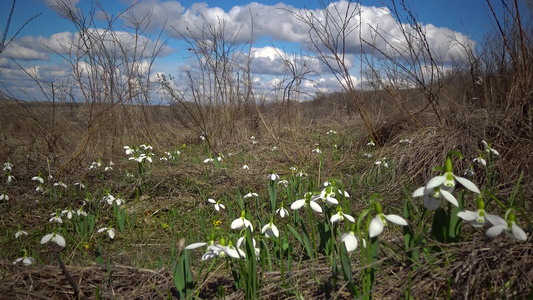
[0, 0, 509, 101]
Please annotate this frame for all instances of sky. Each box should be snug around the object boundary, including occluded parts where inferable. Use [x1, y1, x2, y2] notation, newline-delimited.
[0, 0, 513, 102]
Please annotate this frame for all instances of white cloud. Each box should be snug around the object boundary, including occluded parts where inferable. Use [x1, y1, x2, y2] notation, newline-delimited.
[126, 0, 473, 63]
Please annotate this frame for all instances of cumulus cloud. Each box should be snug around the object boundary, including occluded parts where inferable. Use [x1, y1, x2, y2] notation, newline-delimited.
[0, 29, 174, 62]
[125, 0, 473, 63]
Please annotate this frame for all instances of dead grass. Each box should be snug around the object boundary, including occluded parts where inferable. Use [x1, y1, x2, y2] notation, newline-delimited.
[1, 91, 533, 299]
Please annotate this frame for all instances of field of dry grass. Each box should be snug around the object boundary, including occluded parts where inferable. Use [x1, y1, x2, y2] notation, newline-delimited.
[1, 88, 532, 299]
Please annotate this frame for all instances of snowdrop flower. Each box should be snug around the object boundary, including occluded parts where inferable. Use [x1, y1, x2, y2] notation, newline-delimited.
[13, 251, 34, 266]
[104, 165, 113, 172]
[326, 129, 337, 135]
[98, 227, 116, 239]
[481, 140, 499, 156]
[61, 208, 75, 220]
[463, 167, 475, 177]
[267, 173, 280, 181]
[49, 212, 63, 224]
[185, 236, 226, 261]
[237, 236, 260, 257]
[124, 146, 134, 155]
[272, 146, 278, 151]
[231, 211, 254, 232]
[291, 192, 322, 213]
[15, 230, 28, 238]
[330, 207, 355, 224]
[203, 157, 214, 163]
[243, 192, 259, 199]
[485, 212, 527, 241]
[3, 162, 13, 172]
[0, 193, 9, 201]
[32, 175, 44, 184]
[76, 207, 87, 217]
[296, 171, 307, 177]
[223, 242, 246, 259]
[74, 182, 86, 189]
[369, 203, 408, 238]
[53, 182, 67, 189]
[412, 184, 457, 210]
[340, 224, 359, 252]
[35, 186, 43, 193]
[289, 166, 298, 173]
[473, 155, 486, 166]
[261, 219, 279, 238]
[363, 153, 373, 158]
[242, 164, 249, 170]
[374, 158, 389, 168]
[208, 198, 225, 211]
[425, 155, 481, 196]
[367, 140, 375, 147]
[457, 196, 496, 228]
[312, 147, 322, 154]
[40, 232, 66, 247]
[276, 205, 289, 218]
[103, 194, 116, 205]
[278, 180, 289, 187]
[319, 185, 344, 206]
[6, 175, 15, 184]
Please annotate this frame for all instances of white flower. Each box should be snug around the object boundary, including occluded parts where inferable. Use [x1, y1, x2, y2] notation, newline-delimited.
[35, 186, 43, 193]
[399, 139, 413, 145]
[231, 214, 254, 232]
[32, 175, 44, 184]
[74, 182, 86, 189]
[330, 210, 355, 224]
[185, 241, 225, 261]
[457, 209, 498, 228]
[267, 173, 280, 181]
[319, 187, 338, 206]
[237, 236, 260, 257]
[53, 182, 67, 189]
[103, 194, 116, 205]
[291, 193, 322, 213]
[272, 146, 278, 151]
[243, 192, 259, 199]
[13, 256, 34, 266]
[261, 221, 279, 238]
[223, 243, 246, 259]
[40, 232, 66, 247]
[15, 230, 28, 238]
[326, 130, 337, 135]
[124, 146, 134, 155]
[76, 207, 87, 217]
[98, 227, 115, 239]
[368, 205, 408, 238]
[312, 148, 322, 154]
[242, 164, 249, 170]
[481, 140, 499, 156]
[208, 198, 225, 211]
[203, 158, 214, 163]
[340, 231, 358, 252]
[296, 171, 307, 177]
[3, 162, 13, 172]
[49, 212, 63, 224]
[276, 206, 289, 218]
[426, 171, 480, 195]
[61, 209, 75, 220]
[278, 180, 289, 187]
[367, 140, 375, 146]
[485, 213, 527, 241]
[473, 157, 487, 166]
[6, 175, 15, 183]
[412, 184, 457, 210]
[363, 153, 373, 158]
[0, 193, 9, 201]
